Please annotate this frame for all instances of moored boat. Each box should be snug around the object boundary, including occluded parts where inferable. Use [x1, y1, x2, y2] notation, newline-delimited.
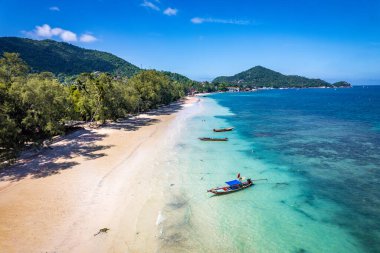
[199, 137, 228, 141]
[213, 127, 234, 132]
[207, 176, 253, 195]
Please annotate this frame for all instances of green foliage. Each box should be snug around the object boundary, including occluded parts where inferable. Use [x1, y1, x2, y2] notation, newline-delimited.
[0, 53, 188, 163]
[0, 53, 72, 161]
[161, 71, 201, 94]
[0, 52, 29, 86]
[332, 81, 351, 87]
[10, 73, 71, 140]
[213, 66, 340, 88]
[129, 70, 184, 111]
[0, 37, 140, 77]
[215, 82, 229, 92]
[70, 72, 130, 122]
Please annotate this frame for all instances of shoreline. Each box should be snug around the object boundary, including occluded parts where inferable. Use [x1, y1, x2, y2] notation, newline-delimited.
[0, 96, 199, 253]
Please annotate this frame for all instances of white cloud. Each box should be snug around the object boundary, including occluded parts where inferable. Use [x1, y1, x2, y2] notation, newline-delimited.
[80, 34, 97, 42]
[28, 24, 80, 42]
[60, 30, 77, 42]
[163, 7, 178, 16]
[190, 17, 204, 24]
[51, 28, 63, 36]
[49, 6, 60, 11]
[141, 0, 160, 11]
[35, 24, 54, 37]
[36, 24, 77, 41]
[191, 17, 250, 25]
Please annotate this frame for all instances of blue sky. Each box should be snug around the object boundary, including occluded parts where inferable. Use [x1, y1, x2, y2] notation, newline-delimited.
[1, 0, 380, 84]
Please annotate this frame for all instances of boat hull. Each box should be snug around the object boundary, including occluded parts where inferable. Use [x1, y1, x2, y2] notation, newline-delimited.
[208, 182, 253, 195]
[213, 127, 234, 132]
[199, 138, 228, 141]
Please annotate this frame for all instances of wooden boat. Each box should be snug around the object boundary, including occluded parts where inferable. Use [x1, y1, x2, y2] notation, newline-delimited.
[207, 178, 253, 195]
[199, 137, 228, 141]
[213, 127, 234, 132]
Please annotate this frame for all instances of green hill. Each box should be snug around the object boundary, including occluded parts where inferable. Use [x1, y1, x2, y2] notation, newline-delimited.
[213, 66, 351, 88]
[161, 71, 196, 84]
[0, 37, 140, 77]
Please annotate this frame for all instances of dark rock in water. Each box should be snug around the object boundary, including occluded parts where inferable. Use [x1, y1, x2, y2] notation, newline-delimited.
[273, 182, 289, 189]
[296, 248, 307, 253]
[162, 232, 186, 245]
[167, 196, 188, 210]
[303, 193, 316, 207]
[293, 207, 317, 222]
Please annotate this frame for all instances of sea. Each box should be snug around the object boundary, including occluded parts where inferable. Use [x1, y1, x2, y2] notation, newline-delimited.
[157, 86, 380, 253]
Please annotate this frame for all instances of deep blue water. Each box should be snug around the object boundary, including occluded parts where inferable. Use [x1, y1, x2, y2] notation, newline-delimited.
[211, 86, 380, 253]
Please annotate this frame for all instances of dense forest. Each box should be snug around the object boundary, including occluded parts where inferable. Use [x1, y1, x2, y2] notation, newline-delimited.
[0, 52, 189, 164]
[213, 66, 351, 88]
[0, 37, 140, 77]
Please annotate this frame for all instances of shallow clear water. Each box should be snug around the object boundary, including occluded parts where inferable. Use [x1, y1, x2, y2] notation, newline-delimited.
[159, 86, 380, 253]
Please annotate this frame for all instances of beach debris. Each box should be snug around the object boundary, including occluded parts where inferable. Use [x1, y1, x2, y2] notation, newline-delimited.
[170, 183, 175, 187]
[94, 228, 110, 236]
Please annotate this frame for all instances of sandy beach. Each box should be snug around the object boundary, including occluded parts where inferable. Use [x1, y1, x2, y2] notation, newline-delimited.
[0, 97, 198, 253]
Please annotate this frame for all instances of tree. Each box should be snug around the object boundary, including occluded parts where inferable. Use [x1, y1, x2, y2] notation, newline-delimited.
[128, 70, 183, 111]
[9, 72, 71, 143]
[0, 52, 29, 86]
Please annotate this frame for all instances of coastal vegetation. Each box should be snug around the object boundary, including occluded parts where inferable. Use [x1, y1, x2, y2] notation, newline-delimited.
[0, 52, 186, 164]
[213, 66, 351, 88]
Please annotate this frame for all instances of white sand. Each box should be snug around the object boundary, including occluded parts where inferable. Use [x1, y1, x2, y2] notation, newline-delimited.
[0, 97, 199, 253]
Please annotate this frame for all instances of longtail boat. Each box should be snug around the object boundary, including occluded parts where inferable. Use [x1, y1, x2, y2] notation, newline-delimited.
[207, 177, 253, 195]
[213, 127, 234, 132]
[199, 137, 228, 141]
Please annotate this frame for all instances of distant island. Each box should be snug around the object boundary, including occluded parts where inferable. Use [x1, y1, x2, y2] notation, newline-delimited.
[213, 66, 351, 88]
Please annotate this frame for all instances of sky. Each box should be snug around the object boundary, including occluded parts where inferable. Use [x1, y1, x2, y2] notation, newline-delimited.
[0, 0, 380, 84]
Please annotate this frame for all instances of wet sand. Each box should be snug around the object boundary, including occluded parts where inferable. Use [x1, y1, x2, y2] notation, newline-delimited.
[0, 97, 198, 253]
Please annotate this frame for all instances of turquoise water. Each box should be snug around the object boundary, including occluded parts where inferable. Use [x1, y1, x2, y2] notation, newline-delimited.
[158, 86, 380, 253]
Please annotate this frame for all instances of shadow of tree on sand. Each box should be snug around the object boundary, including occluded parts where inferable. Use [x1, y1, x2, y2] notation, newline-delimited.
[105, 117, 160, 131]
[0, 101, 186, 182]
[0, 129, 112, 182]
[105, 101, 184, 131]
[144, 101, 183, 116]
